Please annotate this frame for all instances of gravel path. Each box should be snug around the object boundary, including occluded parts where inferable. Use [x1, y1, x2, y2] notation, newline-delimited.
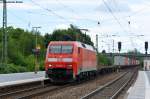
[32, 72, 124, 99]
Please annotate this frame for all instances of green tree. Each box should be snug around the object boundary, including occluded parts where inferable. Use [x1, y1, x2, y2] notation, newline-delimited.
[97, 53, 112, 66]
[44, 24, 94, 47]
[0, 26, 45, 73]
[0, 25, 95, 74]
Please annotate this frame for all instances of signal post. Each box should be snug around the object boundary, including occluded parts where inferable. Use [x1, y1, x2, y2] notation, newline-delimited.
[33, 46, 40, 74]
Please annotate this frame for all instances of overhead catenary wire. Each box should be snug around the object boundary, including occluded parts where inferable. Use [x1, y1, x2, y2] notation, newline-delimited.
[54, 0, 84, 21]
[8, 0, 139, 28]
[9, 9, 70, 23]
[101, 0, 128, 34]
[29, 0, 102, 25]
[26, 11, 53, 17]
[99, 0, 129, 52]
[55, 0, 76, 14]
[109, 0, 136, 49]
[101, 0, 146, 52]
[29, 0, 73, 24]
[94, 0, 150, 26]
[8, 11, 29, 23]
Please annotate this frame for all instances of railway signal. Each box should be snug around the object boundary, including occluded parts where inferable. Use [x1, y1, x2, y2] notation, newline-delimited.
[145, 41, 148, 54]
[32, 47, 40, 74]
[118, 42, 122, 52]
[117, 42, 122, 72]
[32, 47, 40, 55]
[32, 27, 41, 74]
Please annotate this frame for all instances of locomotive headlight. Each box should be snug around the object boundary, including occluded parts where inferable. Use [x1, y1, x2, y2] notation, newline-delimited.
[67, 65, 72, 69]
[49, 64, 52, 67]
[68, 65, 72, 67]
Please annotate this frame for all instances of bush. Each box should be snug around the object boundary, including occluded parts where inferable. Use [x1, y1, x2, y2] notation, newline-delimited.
[39, 60, 45, 71]
[25, 55, 35, 71]
[0, 64, 28, 74]
[25, 55, 45, 71]
[97, 53, 112, 66]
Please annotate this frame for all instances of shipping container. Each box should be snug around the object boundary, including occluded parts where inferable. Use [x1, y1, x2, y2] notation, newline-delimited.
[114, 56, 126, 66]
[144, 59, 150, 70]
[114, 56, 139, 66]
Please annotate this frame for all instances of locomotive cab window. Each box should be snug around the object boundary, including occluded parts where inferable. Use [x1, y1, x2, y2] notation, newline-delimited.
[81, 43, 86, 48]
[62, 45, 73, 54]
[49, 45, 73, 54]
[49, 45, 61, 54]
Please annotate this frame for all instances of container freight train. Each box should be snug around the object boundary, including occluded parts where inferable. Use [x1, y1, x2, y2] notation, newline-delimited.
[45, 41, 139, 83]
[45, 41, 97, 82]
[114, 56, 140, 66]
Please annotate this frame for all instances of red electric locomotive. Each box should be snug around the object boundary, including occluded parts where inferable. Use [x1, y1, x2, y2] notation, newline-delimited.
[45, 41, 97, 82]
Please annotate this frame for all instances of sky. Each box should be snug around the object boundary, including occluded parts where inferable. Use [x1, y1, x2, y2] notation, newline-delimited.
[0, 0, 150, 53]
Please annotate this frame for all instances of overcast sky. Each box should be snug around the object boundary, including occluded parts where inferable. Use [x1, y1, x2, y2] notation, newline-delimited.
[0, 0, 150, 53]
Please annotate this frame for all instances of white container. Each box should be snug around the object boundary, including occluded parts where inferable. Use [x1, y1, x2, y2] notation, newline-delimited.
[144, 59, 150, 70]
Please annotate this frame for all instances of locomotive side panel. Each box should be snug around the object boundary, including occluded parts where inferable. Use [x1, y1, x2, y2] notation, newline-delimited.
[78, 48, 97, 73]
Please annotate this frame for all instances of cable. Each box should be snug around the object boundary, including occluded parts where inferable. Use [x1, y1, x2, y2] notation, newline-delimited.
[55, 0, 76, 14]
[29, 0, 104, 25]
[94, 2, 150, 26]
[29, 0, 73, 24]
[8, 11, 28, 23]
[110, 0, 136, 49]
[26, 11, 99, 24]
[55, 0, 106, 24]
[7, 11, 33, 28]
[26, 11, 51, 16]
[102, 0, 142, 50]
[102, 0, 128, 33]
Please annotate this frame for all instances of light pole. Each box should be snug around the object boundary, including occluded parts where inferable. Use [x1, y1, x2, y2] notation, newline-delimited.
[98, 34, 118, 53]
[32, 26, 41, 74]
[96, 34, 98, 52]
[111, 35, 118, 53]
[32, 27, 41, 48]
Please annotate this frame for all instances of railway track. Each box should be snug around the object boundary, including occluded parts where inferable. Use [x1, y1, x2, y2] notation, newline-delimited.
[18, 83, 77, 99]
[17, 80, 96, 99]
[0, 79, 72, 99]
[81, 69, 138, 99]
[0, 80, 53, 99]
[0, 68, 138, 99]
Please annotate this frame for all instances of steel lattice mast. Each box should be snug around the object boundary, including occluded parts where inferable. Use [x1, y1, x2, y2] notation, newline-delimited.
[2, 0, 7, 64]
[1, 0, 23, 64]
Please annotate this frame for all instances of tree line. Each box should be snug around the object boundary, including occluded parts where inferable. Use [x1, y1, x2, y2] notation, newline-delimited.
[0, 25, 111, 73]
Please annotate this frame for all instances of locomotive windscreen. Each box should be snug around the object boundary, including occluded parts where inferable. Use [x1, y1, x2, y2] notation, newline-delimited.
[49, 45, 73, 54]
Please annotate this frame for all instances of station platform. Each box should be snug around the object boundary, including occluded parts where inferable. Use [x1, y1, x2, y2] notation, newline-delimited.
[126, 71, 150, 99]
[0, 71, 46, 87]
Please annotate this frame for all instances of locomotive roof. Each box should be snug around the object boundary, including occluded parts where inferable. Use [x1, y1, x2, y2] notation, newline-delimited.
[49, 41, 96, 52]
[77, 42, 96, 52]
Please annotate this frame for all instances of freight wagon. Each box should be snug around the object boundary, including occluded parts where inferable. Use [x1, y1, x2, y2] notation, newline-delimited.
[144, 58, 150, 70]
[114, 56, 139, 66]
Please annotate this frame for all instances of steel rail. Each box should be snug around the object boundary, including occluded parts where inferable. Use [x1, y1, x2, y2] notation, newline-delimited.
[0, 85, 46, 97]
[18, 84, 72, 99]
[81, 72, 128, 99]
[0, 79, 51, 98]
[110, 70, 137, 99]
[81, 69, 136, 99]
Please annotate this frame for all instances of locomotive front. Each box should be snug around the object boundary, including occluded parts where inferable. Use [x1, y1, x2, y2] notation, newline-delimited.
[45, 42, 77, 82]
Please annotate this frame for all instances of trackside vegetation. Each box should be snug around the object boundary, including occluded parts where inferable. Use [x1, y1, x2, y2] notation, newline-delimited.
[0, 25, 111, 74]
